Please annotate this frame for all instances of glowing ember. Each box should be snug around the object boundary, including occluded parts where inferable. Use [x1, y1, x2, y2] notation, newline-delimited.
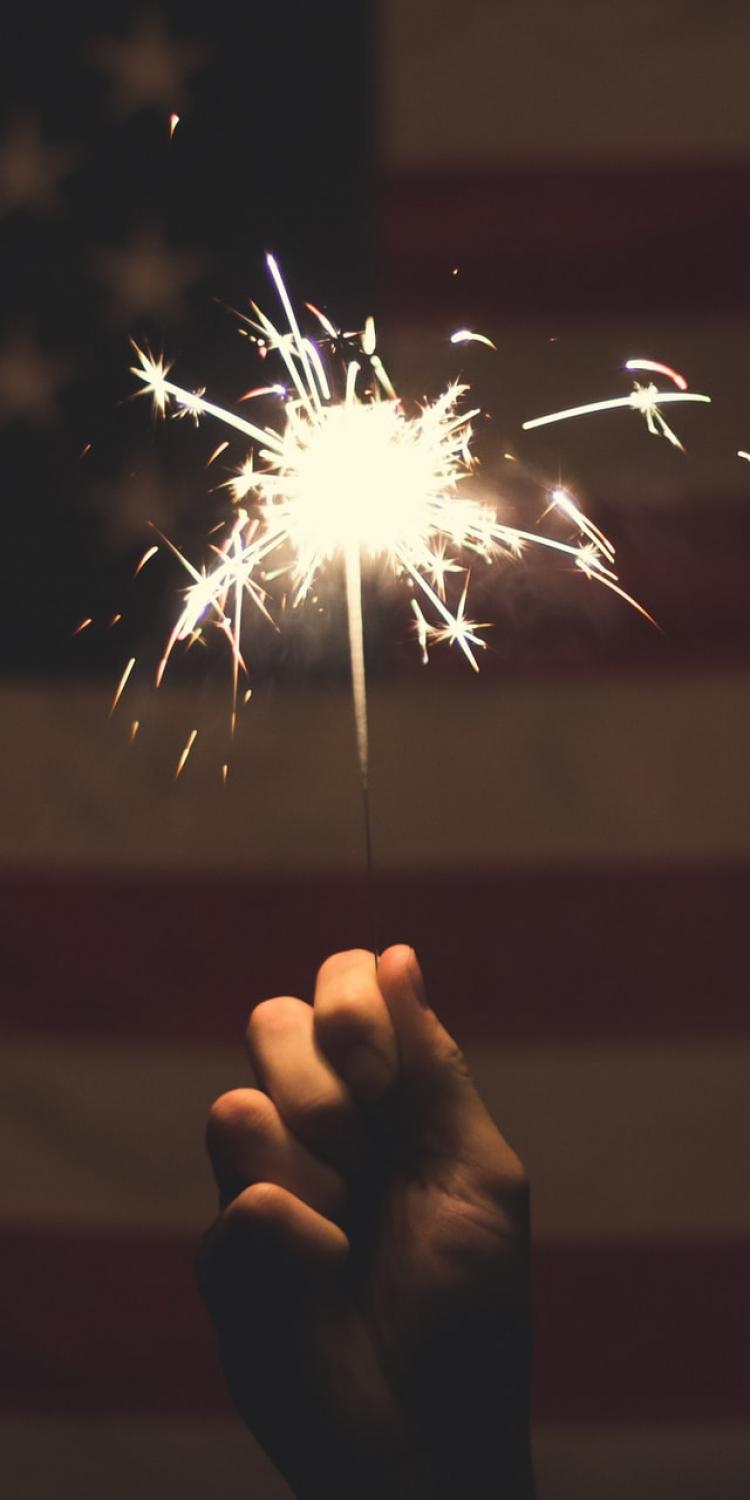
[625, 358, 688, 391]
[175, 727, 197, 778]
[450, 329, 497, 351]
[134, 544, 159, 576]
[111, 656, 135, 714]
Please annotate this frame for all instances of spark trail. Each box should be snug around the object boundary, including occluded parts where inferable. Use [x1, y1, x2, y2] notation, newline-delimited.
[131, 256, 652, 796]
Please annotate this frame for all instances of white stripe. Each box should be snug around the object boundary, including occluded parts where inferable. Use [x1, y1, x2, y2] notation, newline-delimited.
[385, 1, 750, 165]
[2, 1038, 749, 1239]
[3, 1418, 750, 1499]
[471, 1041, 750, 1240]
[3, 671, 750, 869]
[0, 1418, 290, 1500]
[535, 1424, 750, 1499]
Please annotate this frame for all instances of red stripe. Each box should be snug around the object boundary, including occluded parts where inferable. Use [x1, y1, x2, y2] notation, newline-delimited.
[533, 1241, 750, 1421]
[1, 866, 748, 1045]
[380, 166, 750, 319]
[1, 1228, 747, 1422]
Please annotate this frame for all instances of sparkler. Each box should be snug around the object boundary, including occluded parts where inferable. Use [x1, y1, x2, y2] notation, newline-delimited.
[523, 376, 710, 451]
[129, 254, 653, 938]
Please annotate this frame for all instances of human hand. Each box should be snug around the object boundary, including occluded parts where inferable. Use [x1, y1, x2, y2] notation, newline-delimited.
[198, 946, 534, 1498]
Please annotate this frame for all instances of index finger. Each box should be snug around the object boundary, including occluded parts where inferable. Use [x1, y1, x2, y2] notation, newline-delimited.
[313, 949, 398, 1104]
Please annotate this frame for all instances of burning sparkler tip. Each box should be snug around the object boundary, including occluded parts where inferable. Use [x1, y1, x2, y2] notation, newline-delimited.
[126, 255, 655, 781]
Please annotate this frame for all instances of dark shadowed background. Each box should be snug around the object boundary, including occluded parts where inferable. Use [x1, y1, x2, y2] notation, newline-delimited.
[2, 3, 749, 1496]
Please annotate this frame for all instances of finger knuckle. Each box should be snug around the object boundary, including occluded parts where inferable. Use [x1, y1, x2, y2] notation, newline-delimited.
[211, 1086, 275, 1145]
[206, 1089, 245, 1148]
[317, 949, 371, 986]
[316, 985, 368, 1046]
[231, 1179, 286, 1226]
[294, 1087, 350, 1143]
[246, 995, 302, 1048]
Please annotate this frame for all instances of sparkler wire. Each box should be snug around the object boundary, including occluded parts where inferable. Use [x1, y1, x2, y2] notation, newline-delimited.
[343, 537, 379, 954]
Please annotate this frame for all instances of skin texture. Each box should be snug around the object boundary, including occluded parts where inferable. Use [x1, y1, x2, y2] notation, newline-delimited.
[198, 945, 534, 1499]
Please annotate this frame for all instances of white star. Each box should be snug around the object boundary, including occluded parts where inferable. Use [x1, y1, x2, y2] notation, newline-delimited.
[94, 11, 208, 115]
[0, 329, 71, 426]
[630, 381, 686, 451]
[426, 537, 462, 600]
[94, 227, 203, 322]
[432, 575, 489, 669]
[0, 113, 78, 216]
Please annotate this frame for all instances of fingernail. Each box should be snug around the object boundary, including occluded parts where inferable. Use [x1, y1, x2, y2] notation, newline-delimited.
[408, 948, 428, 1007]
[340, 1043, 393, 1103]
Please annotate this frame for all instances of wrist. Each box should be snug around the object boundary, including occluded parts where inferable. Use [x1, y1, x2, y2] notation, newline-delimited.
[296, 1432, 535, 1500]
[390, 1437, 535, 1499]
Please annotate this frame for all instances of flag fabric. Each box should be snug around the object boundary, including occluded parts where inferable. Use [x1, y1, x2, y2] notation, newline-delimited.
[2, 4, 750, 1497]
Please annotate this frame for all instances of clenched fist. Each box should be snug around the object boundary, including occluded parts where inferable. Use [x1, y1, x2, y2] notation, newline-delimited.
[198, 946, 534, 1498]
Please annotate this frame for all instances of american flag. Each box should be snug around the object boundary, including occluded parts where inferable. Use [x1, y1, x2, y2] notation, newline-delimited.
[2, 3, 750, 1496]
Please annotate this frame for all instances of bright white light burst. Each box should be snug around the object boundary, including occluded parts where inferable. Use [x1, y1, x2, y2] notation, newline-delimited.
[130, 255, 650, 783]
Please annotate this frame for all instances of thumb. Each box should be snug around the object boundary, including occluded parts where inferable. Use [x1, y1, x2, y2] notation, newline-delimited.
[376, 945, 501, 1167]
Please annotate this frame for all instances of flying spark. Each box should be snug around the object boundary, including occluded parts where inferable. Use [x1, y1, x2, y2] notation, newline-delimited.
[111, 656, 136, 714]
[523, 380, 710, 450]
[131, 255, 651, 788]
[175, 728, 198, 778]
[625, 358, 688, 391]
[134, 544, 159, 576]
[207, 439, 230, 466]
[450, 329, 497, 351]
